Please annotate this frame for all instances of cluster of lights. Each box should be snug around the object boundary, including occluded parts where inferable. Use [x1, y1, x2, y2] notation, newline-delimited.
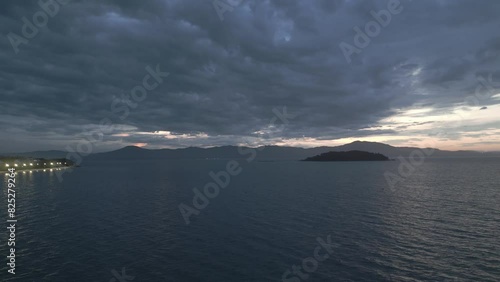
[3, 159, 68, 176]
[4, 169, 63, 176]
[5, 163, 39, 166]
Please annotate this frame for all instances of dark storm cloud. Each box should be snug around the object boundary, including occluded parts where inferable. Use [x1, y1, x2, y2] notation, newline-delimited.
[0, 0, 499, 152]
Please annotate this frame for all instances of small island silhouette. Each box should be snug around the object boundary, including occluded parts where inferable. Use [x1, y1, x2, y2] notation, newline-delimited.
[302, 150, 390, 162]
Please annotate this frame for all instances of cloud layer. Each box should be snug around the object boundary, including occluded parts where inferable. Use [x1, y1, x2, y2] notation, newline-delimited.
[1, 0, 499, 152]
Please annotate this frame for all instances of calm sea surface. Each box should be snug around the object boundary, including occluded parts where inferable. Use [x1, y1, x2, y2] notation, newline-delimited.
[1, 158, 499, 281]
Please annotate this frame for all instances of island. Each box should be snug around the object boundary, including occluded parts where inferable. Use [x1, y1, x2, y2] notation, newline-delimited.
[302, 150, 390, 162]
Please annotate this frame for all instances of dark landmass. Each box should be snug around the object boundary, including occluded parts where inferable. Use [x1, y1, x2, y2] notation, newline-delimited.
[302, 150, 390, 162]
[1, 150, 68, 159]
[2, 141, 499, 162]
[85, 141, 499, 161]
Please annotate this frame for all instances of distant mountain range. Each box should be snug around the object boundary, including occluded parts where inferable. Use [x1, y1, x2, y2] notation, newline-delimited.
[2, 141, 498, 161]
[87, 141, 499, 160]
[0, 150, 69, 159]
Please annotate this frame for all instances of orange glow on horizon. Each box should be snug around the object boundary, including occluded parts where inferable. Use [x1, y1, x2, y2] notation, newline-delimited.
[133, 143, 148, 147]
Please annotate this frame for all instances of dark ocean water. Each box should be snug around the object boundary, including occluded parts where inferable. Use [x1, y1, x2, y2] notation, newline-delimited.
[1, 158, 499, 281]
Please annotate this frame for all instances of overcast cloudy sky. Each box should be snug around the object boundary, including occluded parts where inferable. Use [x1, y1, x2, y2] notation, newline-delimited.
[1, 0, 499, 153]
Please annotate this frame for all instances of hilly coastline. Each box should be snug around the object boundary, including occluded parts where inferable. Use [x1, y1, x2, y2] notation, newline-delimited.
[3, 141, 499, 162]
[85, 141, 499, 161]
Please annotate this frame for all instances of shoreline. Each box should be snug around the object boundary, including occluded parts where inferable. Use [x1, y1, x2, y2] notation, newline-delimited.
[1, 166, 74, 174]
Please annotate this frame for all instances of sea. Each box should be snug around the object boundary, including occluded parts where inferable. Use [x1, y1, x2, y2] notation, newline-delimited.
[1, 157, 499, 281]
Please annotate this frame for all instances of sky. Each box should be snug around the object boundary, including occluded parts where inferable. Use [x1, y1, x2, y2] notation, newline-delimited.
[0, 0, 499, 153]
